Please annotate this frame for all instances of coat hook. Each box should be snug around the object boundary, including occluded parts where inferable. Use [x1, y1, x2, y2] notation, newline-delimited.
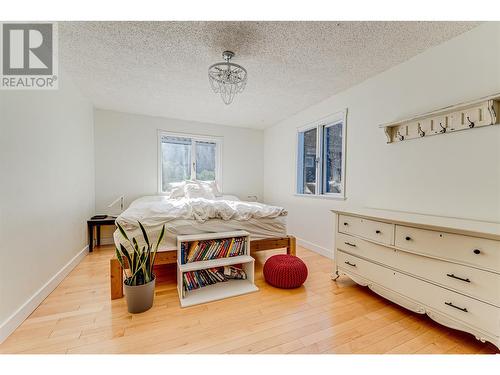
[417, 124, 425, 137]
[439, 122, 447, 133]
[397, 130, 404, 141]
[466, 116, 475, 128]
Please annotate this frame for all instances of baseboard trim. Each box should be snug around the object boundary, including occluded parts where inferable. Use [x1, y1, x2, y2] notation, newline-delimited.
[296, 237, 333, 259]
[0, 245, 89, 344]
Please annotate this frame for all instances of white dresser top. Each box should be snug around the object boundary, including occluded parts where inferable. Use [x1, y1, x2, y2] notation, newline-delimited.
[332, 207, 500, 240]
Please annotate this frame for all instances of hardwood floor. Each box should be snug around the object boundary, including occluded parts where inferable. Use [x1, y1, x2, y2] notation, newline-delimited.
[0, 245, 497, 354]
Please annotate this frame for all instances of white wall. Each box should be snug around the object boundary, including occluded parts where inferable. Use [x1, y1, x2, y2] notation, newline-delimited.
[0, 70, 95, 338]
[263, 22, 500, 255]
[94, 109, 264, 214]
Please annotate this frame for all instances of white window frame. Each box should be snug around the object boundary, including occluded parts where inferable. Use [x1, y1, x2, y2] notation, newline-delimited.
[157, 130, 223, 194]
[295, 109, 347, 200]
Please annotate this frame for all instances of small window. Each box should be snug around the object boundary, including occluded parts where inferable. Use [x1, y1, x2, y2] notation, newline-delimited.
[158, 131, 222, 193]
[296, 111, 346, 198]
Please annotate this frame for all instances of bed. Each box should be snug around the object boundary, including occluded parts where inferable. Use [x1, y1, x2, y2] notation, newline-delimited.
[110, 191, 295, 299]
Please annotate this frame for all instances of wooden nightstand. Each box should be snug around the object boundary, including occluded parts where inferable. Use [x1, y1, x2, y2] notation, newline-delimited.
[87, 216, 116, 252]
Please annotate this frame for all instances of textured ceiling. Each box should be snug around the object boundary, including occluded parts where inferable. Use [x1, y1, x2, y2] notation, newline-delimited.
[59, 21, 479, 129]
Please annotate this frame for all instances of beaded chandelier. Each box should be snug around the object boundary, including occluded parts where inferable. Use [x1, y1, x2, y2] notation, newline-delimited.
[208, 51, 247, 105]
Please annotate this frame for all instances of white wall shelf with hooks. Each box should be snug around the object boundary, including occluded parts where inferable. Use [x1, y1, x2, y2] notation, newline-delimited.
[380, 93, 500, 143]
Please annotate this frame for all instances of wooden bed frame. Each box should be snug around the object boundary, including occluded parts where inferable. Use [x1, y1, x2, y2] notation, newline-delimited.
[110, 235, 296, 299]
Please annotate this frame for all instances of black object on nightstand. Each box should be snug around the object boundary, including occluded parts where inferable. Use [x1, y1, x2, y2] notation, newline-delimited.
[87, 216, 116, 252]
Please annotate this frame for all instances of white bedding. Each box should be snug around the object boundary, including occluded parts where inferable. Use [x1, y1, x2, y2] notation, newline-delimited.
[114, 195, 288, 251]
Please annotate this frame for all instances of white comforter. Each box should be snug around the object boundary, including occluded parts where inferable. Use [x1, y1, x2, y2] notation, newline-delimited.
[116, 195, 288, 231]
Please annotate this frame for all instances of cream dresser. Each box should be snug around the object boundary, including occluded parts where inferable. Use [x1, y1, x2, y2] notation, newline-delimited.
[332, 208, 500, 349]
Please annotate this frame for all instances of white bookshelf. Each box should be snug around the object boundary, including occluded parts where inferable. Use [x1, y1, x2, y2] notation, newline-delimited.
[176, 230, 258, 307]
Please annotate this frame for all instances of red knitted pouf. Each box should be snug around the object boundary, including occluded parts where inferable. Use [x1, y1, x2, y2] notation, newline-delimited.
[263, 254, 308, 289]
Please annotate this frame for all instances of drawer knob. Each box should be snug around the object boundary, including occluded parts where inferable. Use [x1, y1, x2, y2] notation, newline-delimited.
[444, 301, 468, 313]
[446, 273, 471, 283]
[375, 230, 381, 234]
[405, 236, 411, 241]
[473, 249, 481, 255]
[343, 222, 348, 226]
[344, 242, 356, 247]
[344, 261, 356, 267]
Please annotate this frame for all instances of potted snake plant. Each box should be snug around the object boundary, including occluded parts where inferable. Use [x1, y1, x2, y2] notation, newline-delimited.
[115, 221, 165, 313]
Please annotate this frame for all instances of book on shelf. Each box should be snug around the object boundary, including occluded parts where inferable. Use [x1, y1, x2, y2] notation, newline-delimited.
[180, 237, 246, 264]
[182, 266, 247, 297]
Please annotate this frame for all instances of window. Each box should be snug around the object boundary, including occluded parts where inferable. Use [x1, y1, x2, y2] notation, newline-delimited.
[296, 110, 346, 198]
[297, 127, 318, 195]
[158, 131, 222, 193]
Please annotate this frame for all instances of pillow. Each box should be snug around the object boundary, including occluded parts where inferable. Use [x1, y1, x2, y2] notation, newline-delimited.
[210, 181, 223, 197]
[197, 180, 222, 197]
[168, 181, 186, 199]
[184, 182, 216, 199]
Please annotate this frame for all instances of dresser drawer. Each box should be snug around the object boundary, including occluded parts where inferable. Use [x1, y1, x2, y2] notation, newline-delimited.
[337, 250, 394, 286]
[337, 251, 500, 336]
[337, 233, 500, 307]
[338, 214, 394, 245]
[395, 225, 500, 272]
[337, 232, 397, 262]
